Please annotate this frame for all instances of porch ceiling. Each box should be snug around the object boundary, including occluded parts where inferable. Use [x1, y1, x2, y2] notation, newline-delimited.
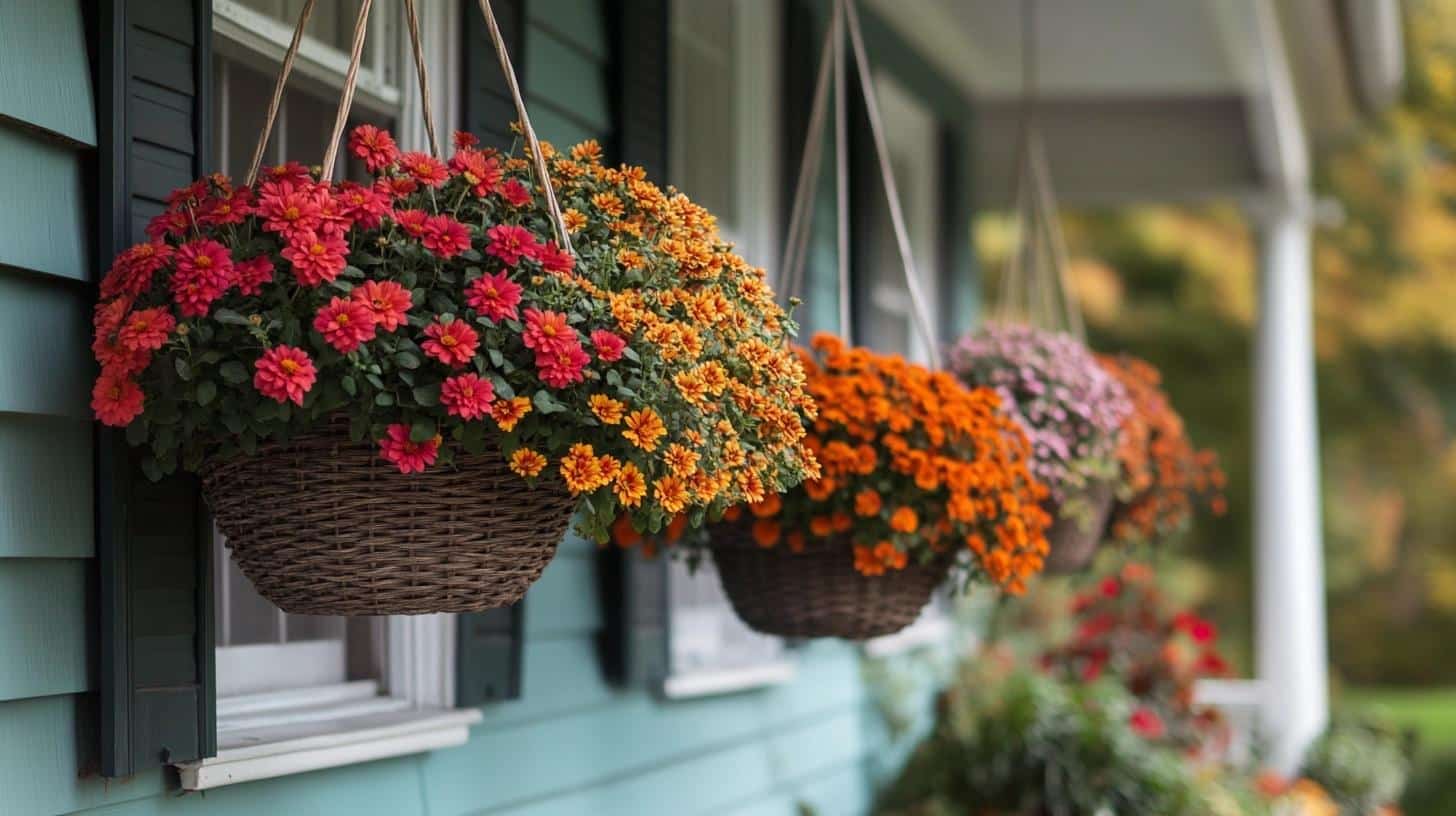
[864, 0, 1404, 207]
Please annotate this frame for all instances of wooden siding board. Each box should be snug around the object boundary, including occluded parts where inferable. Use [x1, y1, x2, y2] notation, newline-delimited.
[0, 559, 91, 701]
[521, 552, 602, 639]
[0, 125, 91, 281]
[0, 413, 93, 557]
[0, 0, 98, 146]
[0, 271, 91, 419]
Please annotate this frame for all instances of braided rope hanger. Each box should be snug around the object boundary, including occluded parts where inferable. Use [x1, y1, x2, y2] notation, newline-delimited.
[777, 0, 940, 368]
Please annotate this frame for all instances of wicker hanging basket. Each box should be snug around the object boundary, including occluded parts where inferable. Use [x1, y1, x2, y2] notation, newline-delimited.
[201, 419, 576, 615]
[709, 523, 950, 640]
[1042, 479, 1116, 575]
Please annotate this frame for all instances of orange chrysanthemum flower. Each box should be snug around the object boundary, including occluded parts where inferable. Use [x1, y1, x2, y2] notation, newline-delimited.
[622, 407, 667, 452]
[509, 448, 548, 478]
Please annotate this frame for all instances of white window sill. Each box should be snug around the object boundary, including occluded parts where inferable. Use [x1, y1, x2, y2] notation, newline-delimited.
[661, 661, 798, 699]
[177, 681, 481, 790]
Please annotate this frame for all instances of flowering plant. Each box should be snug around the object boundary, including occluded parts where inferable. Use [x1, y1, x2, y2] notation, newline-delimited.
[715, 333, 1051, 593]
[1039, 563, 1232, 755]
[90, 125, 817, 542]
[1098, 353, 1226, 544]
[948, 323, 1131, 519]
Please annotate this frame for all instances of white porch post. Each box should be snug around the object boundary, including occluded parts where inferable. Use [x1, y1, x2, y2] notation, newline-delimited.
[1252, 198, 1329, 773]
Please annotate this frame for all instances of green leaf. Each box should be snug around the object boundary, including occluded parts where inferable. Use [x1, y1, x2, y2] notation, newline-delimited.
[488, 348, 505, 368]
[220, 360, 249, 384]
[341, 375, 358, 396]
[174, 357, 192, 381]
[490, 374, 515, 400]
[213, 308, 251, 326]
[195, 379, 217, 406]
[533, 389, 567, 414]
[410, 418, 437, 442]
[375, 393, 395, 407]
[394, 351, 421, 370]
[412, 383, 442, 407]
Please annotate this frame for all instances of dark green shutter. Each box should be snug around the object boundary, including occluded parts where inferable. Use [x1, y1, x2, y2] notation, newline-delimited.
[456, 0, 529, 706]
[96, 0, 216, 777]
[596, 0, 671, 687]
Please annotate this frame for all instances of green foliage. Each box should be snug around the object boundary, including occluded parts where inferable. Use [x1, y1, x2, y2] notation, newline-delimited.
[1399, 745, 1456, 816]
[1301, 716, 1413, 815]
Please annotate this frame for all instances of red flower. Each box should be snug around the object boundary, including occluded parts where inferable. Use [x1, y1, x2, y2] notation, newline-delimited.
[144, 209, 191, 241]
[1100, 577, 1122, 598]
[257, 185, 325, 238]
[452, 130, 480, 150]
[382, 176, 417, 199]
[349, 124, 399, 173]
[92, 367, 145, 427]
[198, 187, 252, 226]
[1196, 650, 1230, 676]
[422, 319, 479, 368]
[421, 215, 471, 258]
[313, 296, 377, 353]
[449, 148, 502, 197]
[485, 224, 541, 266]
[590, 329, 626, 362]
[171, 239, 234, 316]
[537, 241, 574, 274]
[117, 307, 176, 352]
[351, 280, 412, 332]
[1129, 707, 1166, 740]
[378, 423, 440, 473]
[235, 256, 275, 296]
[498, 178, 531, 207]
[336, 181, 392, 229]
[392, 208, 429, 237]
[464, 271, 522, 322]
[399, 151, 449, 187]
[535, 342, 590, 388]
[101, 241, 173, 299]
[441, 372, 496, 420]
[92, 300, 151, 375]
[281, 229, 348, 286]
[522, 308, 577, 355]
[260, 161, 314, 186]
[253, 345, 316, 406]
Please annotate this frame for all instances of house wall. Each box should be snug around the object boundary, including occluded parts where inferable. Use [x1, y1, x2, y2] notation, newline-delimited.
[0, 2, 939, 815]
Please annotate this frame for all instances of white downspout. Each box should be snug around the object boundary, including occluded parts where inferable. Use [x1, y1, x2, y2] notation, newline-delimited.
[1252, 197, 1329, 774]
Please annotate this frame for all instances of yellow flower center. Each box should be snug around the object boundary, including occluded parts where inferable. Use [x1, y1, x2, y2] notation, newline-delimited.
[309, 243, 325, 256]
[280, 359, 299, 374]
[440, 335, 457, 347]
[284, 206, 301, 220]
[335, 314, 349, 325]
[195, 255, 212, 268]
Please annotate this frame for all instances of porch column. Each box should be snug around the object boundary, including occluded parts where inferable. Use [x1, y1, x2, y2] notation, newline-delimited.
[1252, 198, 1329, 773]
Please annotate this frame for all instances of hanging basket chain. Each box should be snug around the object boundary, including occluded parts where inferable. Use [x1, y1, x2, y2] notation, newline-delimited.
[244, 0, 317, 186]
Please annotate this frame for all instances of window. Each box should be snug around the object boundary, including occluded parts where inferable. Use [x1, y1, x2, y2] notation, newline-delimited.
[178, 1, 479, 790]
[661, 0, 795, 697]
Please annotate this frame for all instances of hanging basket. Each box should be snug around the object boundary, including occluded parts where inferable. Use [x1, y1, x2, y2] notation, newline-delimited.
[709, 523, 950, 640]
[201, 418, 576, 615]
[1042, 479, 1116, 575]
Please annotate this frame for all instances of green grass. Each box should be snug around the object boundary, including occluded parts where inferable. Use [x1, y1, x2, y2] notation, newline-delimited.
[1343, 687, 1456, 750]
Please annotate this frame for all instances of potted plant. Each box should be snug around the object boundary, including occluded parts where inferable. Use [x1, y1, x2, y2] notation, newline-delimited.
[1097, 353, 1226, 546]
[91, 126, 817, 615]
[948, 323, 1131, 573]
[671, 333, 1052, 640]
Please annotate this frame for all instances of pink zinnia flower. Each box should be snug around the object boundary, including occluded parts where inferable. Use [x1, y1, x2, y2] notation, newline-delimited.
[392, 208, 429, 237]
[144, 209, 191, 241]
[171, 239, 234, 316]
[399, 151, 449, 187]
[497, 178, 531, 207]
[198, 187, 252, 226]
[349, 124, 399, 173]
[521, 308, 577, 355]
[1129, 707, 1165, 740]
[485, 224, 540, 266]
[235, 256, 276, 296]
[257, 185, 325, 238]
[590, 329, 626, 363]
[440, 373, 495, 420]
[313, 296, 377, 353]
[260, 161, 314, 186]
[378, 423, 440, 473]
[422, 319, 479, 368]
[351, 280, 412, 332]
[382, 175, 418, 198]
[452, 130, 480, 150]
[537, 241, 574, 274]
[101, 241, 173, 299]
[535, 342, 589, 389]
[92, 367, 146, 427]
[282, 229, 348, 286]
[117, 307, 176, 353]
[336, 181, 392, 229]
[421, 215, 471, 258]
[253, 345, 316, 406]
[464, 271, 523, 322]
[449, 147, 504, 197]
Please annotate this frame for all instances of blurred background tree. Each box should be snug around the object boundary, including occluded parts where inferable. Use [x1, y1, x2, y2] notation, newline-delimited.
[978, 0, 1456, 695]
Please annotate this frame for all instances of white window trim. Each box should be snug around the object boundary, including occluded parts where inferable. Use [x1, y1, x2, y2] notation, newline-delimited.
[190, 6, 472, 789]
[662, 661, 797, 700]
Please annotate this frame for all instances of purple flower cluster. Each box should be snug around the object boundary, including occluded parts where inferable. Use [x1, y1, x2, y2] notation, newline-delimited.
[949, 323, 1131, 504]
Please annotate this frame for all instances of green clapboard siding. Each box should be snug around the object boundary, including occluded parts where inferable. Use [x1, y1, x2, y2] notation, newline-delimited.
[0, 559, 90, 701]
[0, 413, 93, 558]
[0, 0, 97, 146]
[0, 270, 91, 419]
[0, 125, 92, 280]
